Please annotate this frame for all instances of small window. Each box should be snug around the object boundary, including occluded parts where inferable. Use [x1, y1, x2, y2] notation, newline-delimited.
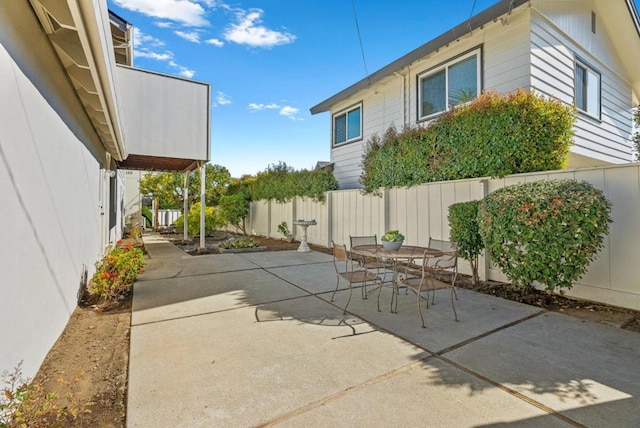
[333, 104, 362, 145]
[418, 49, 481, 120]
[575, 60, 600, 119]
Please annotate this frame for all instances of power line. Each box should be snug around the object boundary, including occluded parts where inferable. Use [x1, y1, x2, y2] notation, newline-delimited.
[351, 0, 369, 78]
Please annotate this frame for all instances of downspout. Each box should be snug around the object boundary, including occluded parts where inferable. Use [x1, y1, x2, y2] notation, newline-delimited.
[394, 71, 407, 126]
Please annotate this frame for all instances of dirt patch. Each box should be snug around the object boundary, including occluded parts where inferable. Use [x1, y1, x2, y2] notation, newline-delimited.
[26, 235, 639, 426]
[456, 278, 640, 333]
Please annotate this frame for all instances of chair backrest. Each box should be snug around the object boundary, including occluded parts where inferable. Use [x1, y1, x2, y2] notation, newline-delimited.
[332, 242, 349, 262]
[426, 238, 458, 270]
[349, 235, 377, 249]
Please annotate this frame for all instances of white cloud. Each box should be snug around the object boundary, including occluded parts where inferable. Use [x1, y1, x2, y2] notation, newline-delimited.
[135, 49, 174, 61]
[214, 91, 232, 106]
[155, 21, 174, 28]
[247, 103, 303, 120]
[168, 61, 196, 78]
[178, 67, 196, 78]
[248, 103, 281, 111]
[279, 106, 303, 121]
[224, 9, 296, 48]
[205, 38, 224, 47]
[111, 0, 209, 26]
[175, 30, 201, 43]
[133, 27, 165, 48]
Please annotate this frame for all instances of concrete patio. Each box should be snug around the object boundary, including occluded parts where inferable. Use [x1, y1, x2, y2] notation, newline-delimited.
[127, 234, 640, 427]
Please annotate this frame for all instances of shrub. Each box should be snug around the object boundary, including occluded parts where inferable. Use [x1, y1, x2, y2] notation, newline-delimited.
[218, 193, 250, 235]
[89, 245, 145, 300]
[219, 238, 260, 249]
[448, 201, 483, 284]
[361, 90, 576, 193]
[478, 180, 612, 292]
[174, 202, 223, 237]
[277, 221, 294, 243]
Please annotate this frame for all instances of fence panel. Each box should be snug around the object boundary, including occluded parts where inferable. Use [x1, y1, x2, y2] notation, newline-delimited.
[329, 190, 385, 247]
[294, 197, 330, 246]
[246, 164, 640, 310]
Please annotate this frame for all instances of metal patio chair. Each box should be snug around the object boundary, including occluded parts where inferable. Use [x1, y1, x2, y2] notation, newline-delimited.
[349, 235, 392, 294]
[331, 242, 382, 313]
[404, 238, 459, 328]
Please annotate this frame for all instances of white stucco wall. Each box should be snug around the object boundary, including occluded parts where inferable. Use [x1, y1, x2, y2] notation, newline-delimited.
[0, 2, 108, 378]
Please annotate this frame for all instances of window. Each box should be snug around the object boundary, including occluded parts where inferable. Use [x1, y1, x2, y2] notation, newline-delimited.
[418, 49, 481, 120]
[333, 104, 362, 145]
[575, 60, 600, 118]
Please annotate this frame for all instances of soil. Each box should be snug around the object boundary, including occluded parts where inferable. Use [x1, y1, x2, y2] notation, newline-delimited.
[28, 235, 640, 426]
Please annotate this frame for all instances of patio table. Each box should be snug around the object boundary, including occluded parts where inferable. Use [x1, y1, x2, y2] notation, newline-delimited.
[351, 244, 437, 313]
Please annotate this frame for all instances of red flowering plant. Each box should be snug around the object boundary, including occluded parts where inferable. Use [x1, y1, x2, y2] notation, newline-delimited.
[90, 245, 145, 300]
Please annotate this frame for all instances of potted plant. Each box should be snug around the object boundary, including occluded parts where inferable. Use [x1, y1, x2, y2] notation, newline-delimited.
[381, 230, 405, 251]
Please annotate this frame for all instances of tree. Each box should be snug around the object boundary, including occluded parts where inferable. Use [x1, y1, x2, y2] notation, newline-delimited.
[138, 164, 231, 210]
[218, 193, 250, 235]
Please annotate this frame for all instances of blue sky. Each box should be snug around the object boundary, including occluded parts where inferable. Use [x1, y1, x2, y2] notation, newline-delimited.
[107, 0, 639, 177]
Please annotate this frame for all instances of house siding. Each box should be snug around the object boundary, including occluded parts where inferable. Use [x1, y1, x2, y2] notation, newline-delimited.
[331, 76, 404, 189]
[530, 3, 633, 164]
[0, 2, 109, 378]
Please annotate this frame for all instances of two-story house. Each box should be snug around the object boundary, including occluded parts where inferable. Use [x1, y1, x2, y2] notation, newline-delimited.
[311, 0, 640, 189]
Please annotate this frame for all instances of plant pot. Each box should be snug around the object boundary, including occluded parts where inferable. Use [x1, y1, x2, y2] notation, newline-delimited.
[382, 241, 403, 251]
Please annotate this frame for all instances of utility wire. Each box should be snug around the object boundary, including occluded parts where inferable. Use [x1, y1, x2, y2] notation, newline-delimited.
[351, 0, 369, 79]
[467, 0, 478, 32]
[469, 0, 478, 19]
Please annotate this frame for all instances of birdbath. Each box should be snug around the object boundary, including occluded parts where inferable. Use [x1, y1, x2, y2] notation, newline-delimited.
[293, 219, 317, 252]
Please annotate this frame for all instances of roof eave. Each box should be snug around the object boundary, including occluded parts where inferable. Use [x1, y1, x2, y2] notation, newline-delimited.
[310, 0, 530, 115]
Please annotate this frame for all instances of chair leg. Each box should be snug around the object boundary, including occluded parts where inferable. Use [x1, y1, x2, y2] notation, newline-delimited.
[343, 285, 353, 314]
[331, 276, 340, 302]
[417, 277, 426, 328]
[376, 278, 382, 312]
[450, 286, 458, 322]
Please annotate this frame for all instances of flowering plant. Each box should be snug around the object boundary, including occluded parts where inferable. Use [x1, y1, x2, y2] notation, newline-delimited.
[90, 245, 145, 300]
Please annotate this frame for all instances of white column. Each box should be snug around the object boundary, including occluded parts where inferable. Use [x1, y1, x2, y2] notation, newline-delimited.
[200, 163, 206, 249]
[183, 172, 189, 241]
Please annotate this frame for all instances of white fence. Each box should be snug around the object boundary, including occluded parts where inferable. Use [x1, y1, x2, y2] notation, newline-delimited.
[156, 209, 182, 226]
[246, 164, 640, 311]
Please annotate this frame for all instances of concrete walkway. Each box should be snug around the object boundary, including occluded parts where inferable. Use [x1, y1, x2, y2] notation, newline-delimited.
[127, 234, 640, 427]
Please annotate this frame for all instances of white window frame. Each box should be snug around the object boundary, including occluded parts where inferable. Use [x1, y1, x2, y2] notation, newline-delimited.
[332, 103, 363, 146]
[417, 48, 482, 121]
[574, 58, 601, 120]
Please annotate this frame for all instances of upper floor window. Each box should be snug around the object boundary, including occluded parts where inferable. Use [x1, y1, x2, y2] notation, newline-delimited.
[575, 59, 600, 119]
[418, 49, 481, 120]
[333, 104, 362, 146]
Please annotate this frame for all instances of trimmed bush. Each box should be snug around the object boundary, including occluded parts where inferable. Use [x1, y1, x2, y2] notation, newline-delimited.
[478, 180, 612, 292]
[250, 162, 339, 202]
[174, 202, 223, 237]
[448, 201, 483, 284]
[361, 90, 576, 194]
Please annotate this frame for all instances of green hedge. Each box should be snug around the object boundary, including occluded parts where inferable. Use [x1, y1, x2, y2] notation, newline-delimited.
[250, 162, 339, 202]
[477, 180, 612, 292]
[361, 90, 576, 194]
